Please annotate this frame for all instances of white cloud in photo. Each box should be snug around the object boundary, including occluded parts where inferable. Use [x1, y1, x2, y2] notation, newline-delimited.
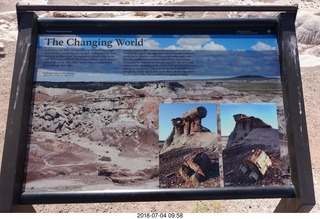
[203, 41, 226, 51]
[194, 50, 280, 77]
[142, 39, 160, 49]
[119, 38, 160, 50]
[166, 35, 226, 51]
[165, 45, 181, 50]
[251, 42, 276, 51]
[136, 35, 163, 49]
[176, 35, 212, 50]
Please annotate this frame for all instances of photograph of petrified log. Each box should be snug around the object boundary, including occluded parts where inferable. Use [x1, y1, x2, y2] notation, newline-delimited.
[239, 149, 272, 181]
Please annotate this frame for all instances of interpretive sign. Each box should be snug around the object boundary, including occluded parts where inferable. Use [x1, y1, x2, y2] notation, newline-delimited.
[0, 4, 315, 212]
[25, 33, 289, 191]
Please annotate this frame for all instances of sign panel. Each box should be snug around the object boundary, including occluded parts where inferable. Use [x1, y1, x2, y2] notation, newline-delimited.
[24, 33, 291, 192]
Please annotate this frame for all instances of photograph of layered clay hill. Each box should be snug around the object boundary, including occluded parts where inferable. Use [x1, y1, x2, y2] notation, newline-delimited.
[159, 104, 219, 188]
[26, 81, 170, 192]
[221, 103, 290, 187]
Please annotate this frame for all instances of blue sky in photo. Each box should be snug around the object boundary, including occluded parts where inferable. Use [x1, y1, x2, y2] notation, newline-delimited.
[220, 103, 278, 136]
[145, 34, 277, 51]
[159, 103, 217, 141]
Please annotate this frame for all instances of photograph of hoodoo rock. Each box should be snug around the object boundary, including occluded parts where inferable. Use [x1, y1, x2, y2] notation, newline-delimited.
[159, 104, 220, 188]
[221, 103, 287, 187]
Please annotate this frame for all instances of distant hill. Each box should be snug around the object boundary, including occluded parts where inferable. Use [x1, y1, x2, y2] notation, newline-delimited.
[231, 75, 269, 80]
[35, 81, 186, 92]
[35, 81, 150, 92]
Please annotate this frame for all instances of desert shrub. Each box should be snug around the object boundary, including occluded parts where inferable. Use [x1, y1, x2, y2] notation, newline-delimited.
[99, 156, 112, 162]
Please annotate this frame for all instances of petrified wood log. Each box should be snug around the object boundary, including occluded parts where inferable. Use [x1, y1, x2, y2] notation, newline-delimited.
[179, 152, 212, 183]
[239, 149, 272, 181]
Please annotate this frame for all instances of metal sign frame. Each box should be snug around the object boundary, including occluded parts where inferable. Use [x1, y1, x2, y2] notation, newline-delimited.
[0, 4, 315, 212]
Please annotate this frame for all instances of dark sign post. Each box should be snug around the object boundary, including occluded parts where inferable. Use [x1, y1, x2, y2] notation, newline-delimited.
[0, 4, 315, 212]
